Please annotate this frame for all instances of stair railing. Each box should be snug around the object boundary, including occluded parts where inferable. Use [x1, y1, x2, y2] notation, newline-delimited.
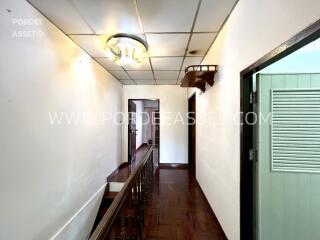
[90, 146, 154, 240]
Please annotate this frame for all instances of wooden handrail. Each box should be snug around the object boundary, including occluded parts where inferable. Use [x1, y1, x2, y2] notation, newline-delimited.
[90, 146, 153, 240]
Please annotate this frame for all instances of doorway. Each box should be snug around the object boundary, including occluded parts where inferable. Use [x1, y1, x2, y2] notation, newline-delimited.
[128, 99, 160, 165]
[240, 20, 320, 240]
[188, 94, 196, 177]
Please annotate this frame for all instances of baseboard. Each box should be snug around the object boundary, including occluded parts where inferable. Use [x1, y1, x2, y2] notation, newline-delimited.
[159, 163, 189, 169]
[49, 183, 107, 240]
[195, 180, 228, 240]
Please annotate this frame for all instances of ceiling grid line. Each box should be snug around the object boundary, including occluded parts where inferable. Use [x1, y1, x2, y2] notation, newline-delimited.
[67, 31, 217, 36]
[26, 0, 126, 84]
[176, 0, 203, 84]
[199, 0, 240, 66]
[135, 0, 157, 85]
[122, 67, 138, 84]
[68, 0, 97, 34]
[28, 0, 239, 85]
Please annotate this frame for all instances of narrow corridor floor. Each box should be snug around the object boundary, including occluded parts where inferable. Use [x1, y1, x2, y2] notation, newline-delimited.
[142, 166, 226, 240]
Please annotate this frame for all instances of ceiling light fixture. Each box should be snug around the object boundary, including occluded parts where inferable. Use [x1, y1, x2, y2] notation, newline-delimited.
[105, 33, 148, 67]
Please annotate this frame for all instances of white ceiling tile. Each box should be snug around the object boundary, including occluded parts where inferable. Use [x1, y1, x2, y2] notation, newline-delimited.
[154, 71, 179, 80]
[110, 70, 130, 80]
[135, 80, 157, 85]
[127, 71, 154, 80]
[95, 58, 123, 71]
[146, 34, 189, 57]
[72, 0, 142, 34]
[151, 57, 183, 70]
[178, 71, 185, 80]
[137, 0, 198, 32]
[181, 57, 203, 70]
[121, 80, 136, 85]
[123, 59, 151, 71]
[28, 0, 93, 34]
[69, 35, 109, 57]
[156, 80, 178, 85]
[187, 33, 216, 56]
[194, 0, 237, 32]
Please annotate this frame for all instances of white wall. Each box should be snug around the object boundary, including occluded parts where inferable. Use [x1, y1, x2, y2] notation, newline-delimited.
[189, 0, 320, 239]
[0, 0, 123, 239]
[123, 85, 188, 164]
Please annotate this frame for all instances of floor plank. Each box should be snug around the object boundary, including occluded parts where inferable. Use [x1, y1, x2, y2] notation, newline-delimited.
[142, 167, 227, 240]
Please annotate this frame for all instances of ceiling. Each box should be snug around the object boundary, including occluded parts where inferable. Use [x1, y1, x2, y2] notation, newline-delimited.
[28, 0, 237, 85]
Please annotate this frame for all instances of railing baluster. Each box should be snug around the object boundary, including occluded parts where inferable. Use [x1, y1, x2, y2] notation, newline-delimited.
[89, 146, 153, 240]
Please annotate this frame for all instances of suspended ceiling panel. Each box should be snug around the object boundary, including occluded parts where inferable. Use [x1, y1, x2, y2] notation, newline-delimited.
[94, 57, 123, 71]
[120, 80, 136, 85]
[69, 35, 109, 57]
[181, 57, 203, 70]
[137, 0, 198, 32]
[157, 80, 178, 85]
[178, 71, 185, 80]
[187, 33, 217, 56]
[146, 34, 189, 57]
[135, 79, 157, 85]
[109, 70, 130, 80]
[154, 71, 180, 80]
[72, 0, 142, 34]
[28, 0, 238, 85]
[194, 0, 237, 32]
[123, 60, 152, 71]
[27, 0, 93, 34]
[127, 71, 154, 80]
[151, 57, 184, 70]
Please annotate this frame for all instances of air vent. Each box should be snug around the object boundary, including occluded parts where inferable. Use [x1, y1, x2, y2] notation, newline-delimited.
[271, 88, 320, 173]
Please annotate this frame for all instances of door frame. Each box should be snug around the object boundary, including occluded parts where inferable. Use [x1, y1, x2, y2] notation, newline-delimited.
[128, 99, 160, 165]
[240, 19, 320, 240]
[188, 93, 196, 176]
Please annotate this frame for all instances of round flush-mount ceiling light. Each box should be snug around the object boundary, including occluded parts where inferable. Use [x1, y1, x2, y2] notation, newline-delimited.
[105, 33, 148, 67]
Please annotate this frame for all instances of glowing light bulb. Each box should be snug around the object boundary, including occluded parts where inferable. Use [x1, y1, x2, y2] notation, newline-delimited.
[105, 34, 148, 67]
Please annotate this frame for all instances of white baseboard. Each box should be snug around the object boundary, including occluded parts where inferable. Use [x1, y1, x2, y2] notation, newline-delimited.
[50, 183, 107, 240]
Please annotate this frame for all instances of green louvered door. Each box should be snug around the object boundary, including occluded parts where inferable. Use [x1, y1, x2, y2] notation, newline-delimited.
[256, 73, 320, 240]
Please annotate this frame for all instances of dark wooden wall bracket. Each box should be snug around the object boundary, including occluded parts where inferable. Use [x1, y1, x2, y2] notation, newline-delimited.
[180, 65, 218, 92]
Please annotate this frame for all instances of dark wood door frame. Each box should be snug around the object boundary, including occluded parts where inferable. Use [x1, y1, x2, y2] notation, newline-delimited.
[188, 93, 196, 177]
[128, 99, 160, 165]
[240, 19, 320, 240]
[128, 101, 137, 163]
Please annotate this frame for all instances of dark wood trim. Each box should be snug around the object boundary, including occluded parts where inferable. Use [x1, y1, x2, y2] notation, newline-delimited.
[90, 146, 154, 240]
[188, 93, 196, 177]
[240, 75, 254, 240]
[128, 99, 160, 165]
[106, 163, 129, 182]
[195, 180, 228, 240]
[136, 143, 149, 151]
[158, 163, 189, 169]
[240, 18, 320, 240]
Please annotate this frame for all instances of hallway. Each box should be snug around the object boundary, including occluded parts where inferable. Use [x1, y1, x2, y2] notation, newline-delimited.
[143, 166, 226, 240]
[1, 0, 320, 239]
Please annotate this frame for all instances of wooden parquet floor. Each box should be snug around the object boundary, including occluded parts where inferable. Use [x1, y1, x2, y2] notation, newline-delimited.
[142, 166, 227, 240]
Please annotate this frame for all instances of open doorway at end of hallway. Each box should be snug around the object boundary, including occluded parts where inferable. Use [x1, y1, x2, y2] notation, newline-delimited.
[240, 19, 320, 240]
[188, 93, 196, 177]
[128, 99, 160, 166]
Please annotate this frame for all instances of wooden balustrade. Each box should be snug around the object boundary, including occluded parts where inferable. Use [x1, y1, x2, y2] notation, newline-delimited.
[90, 146, 154, 240]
